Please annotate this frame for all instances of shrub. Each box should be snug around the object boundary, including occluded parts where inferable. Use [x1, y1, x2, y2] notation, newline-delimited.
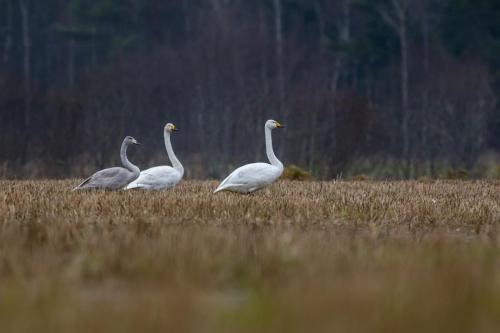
[441, 169, 469, 180]
[281, 165, 312, 181]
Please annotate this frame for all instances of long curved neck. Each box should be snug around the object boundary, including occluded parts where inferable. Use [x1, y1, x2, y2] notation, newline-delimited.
[165, 132, 184, 176]
[265, 126, 283, 170]
[120, 140, 139, 173]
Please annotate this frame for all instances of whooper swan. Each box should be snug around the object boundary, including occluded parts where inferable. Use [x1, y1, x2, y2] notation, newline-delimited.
[126, 123, 184, 191]
[73, 136, 140, 191]
[214, 119, 284, 194]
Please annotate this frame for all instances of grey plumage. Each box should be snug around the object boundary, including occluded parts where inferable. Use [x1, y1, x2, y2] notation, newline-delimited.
[73, 136, 140, 191]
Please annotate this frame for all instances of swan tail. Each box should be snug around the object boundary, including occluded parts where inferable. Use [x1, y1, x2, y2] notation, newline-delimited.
[214, 185, 225, 193]
[126, 182, 140, 190]
[72, 177, 91, 191]
[214, 175, 231, 193]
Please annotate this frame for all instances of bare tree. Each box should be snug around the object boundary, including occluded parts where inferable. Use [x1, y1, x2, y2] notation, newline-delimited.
[2, 0, 13, 64]
[419, 1, 432, 175]
[273, 0, 287, 156]
[20, 0, 32, 127]
[379, 0, 411, 177]
[67, 4, 76, 88]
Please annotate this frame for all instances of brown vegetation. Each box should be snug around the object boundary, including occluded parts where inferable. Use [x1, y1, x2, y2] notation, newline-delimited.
[0, 180, 499, 332]
[281, 165, 312, 181]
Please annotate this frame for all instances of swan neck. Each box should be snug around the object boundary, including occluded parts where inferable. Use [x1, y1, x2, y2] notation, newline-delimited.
[120, 140, 139, 173]
[265, 126, 283, 170]
[165, 132, 184, 176]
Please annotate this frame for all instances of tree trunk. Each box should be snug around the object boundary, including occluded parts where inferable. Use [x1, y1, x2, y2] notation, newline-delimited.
[309, 1, 325, 172]
[399, 8, 411, 178]
[329, 0, 351, 170]
[421, 8, 433, 176]
[2, 0, 13, 64]
[256, 7, 269, 161]
[20, 0, 32, 128]
[67, 5, 76, 88]
[379, 0, 411, 177]
[273, 0, 287, 157]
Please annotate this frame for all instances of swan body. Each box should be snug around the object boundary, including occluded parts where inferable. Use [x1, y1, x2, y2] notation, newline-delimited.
[215, 162, 282, 194]
[73, 136, 140, 191]
[127, 166, 181, 191]
[215, 120, 284, 194]
[126, 123, 183, 191]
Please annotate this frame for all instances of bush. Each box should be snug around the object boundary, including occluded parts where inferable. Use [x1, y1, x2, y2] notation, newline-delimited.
[281, 165, 312, 181]
[441, 169, 469, 180]
[351, 174, 371, 181]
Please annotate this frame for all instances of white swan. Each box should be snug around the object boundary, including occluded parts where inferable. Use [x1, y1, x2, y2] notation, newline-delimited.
[73, 136, 140, 191]
[214, 119, 284, 194]
[126, 123, 184, 191]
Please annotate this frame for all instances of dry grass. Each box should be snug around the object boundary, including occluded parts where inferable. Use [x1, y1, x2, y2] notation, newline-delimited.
[0, 180, 499, 332]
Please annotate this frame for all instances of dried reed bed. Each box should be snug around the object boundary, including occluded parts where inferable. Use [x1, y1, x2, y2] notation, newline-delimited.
[0, 180, 499, 332]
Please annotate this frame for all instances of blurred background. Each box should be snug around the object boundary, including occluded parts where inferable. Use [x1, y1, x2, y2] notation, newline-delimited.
[0, 0, 499, 179]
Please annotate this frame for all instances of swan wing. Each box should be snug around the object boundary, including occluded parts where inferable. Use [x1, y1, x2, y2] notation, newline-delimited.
[74, 167, 134, 190]
[126, 166, 181, 190]
[215, 163, 281, 193]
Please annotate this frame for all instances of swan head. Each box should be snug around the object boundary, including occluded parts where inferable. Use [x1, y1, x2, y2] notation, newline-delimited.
[266, 119, 284, 129]
[165, 123, 178, 133]
[124, 136, 140, 145]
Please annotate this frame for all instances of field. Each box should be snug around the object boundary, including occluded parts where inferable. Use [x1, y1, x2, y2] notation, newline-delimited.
[0, 180, 499, 332]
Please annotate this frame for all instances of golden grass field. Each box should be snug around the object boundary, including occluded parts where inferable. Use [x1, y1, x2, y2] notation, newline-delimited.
[0, 180, 499, 332]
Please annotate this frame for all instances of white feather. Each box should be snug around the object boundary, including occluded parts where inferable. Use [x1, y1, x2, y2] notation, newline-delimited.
[127, 123, 183, 191]
[215, 120, 284, 194]
[127, 166, 182, 191]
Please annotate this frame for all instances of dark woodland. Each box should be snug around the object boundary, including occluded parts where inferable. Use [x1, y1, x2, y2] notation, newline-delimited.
[0, 0, 499, 179]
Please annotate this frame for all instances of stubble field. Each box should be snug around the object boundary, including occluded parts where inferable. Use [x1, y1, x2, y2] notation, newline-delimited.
[0, 180, 499, 332]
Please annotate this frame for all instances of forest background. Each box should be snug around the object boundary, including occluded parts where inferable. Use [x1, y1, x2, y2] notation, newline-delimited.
[0, 0, 499, 179]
